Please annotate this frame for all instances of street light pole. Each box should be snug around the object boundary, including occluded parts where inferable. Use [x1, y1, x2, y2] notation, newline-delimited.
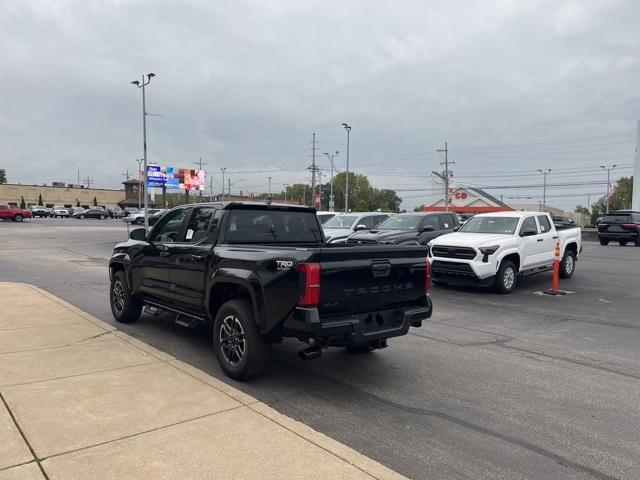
[283, 184, 289, 204]
[323, 151, 338, 212]
[220, 168, 227, 201]
[131, 73, 155, 231]
[341, 123, 351, 212]
[135, 158, 143, 210]
[601, 164, 617, 213]
[267, 176, 272, 197]
[537, 168, 551, 211]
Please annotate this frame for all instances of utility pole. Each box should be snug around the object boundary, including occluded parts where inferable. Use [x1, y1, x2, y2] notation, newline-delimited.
[323, 151, 338, 212]
[601, 164, 617, 213]
[267, 176, 272, 197]
[342, 124, 351, 212]
[228, 178, 231, 200]
[83, 176, 93, 189]
[209, 176, 214, 202]
[194, 157, 207, 202]
[283, 184, 289, 204]
[437, 142, 453, 212]
[130, 72, 156, 231]
[537, 169, 551, 211]
[77, 168, 81, 185]
[317, 170, 323, 210]
[122, 170, 131, 181]
[308, 133, 318, 208]
[220, 168, 226, 201]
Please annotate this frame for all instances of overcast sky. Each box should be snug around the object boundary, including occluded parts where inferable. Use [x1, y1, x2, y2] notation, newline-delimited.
[1, 0, 638, 209]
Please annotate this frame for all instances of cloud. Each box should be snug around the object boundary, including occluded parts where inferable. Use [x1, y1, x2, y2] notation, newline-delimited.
[0, 0, 638, 209]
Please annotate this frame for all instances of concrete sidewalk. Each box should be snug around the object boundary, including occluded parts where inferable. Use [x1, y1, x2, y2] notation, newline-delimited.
[0, 282, 406, 480]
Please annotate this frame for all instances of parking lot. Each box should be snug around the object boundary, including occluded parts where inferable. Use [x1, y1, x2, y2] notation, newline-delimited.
[1, 218, 639, 480]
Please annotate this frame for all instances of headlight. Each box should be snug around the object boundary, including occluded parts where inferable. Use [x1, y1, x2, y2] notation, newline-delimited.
[479, 245, 499, 262]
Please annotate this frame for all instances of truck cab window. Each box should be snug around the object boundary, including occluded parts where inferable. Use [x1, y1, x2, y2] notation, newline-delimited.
[185, 207, 215, 243]
[149, 209, 187, 243]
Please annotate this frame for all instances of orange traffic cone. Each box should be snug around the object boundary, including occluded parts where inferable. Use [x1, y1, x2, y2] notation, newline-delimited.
[544, 241, 566, 296]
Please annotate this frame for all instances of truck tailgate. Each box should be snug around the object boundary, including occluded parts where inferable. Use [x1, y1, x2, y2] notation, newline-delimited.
[316, 245, 428, 317]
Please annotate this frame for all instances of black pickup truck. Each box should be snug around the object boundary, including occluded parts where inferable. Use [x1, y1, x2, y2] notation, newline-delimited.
[109, 202, 432, 380]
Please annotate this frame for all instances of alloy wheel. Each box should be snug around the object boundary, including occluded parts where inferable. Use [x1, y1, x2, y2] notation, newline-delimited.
[111, 280, 125, 314]
[219, 315, 246, 366]
[503, 267, 515, 290]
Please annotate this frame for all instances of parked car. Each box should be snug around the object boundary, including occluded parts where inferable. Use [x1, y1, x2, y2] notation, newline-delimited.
[428, 211, 582, 293]
[108, 207, 125, 219]
[73, 208, 109, 219]
[123, 207, 140, 217]
[597, 210, 640, 246]
[322, 212, 391, 243]
[30, 206, 50, 217]
[0, 205, 32, 222]
[53, 206, 70, 218]
[125, 208, 163, 225]
[348, 212, 459, 246]
[109, 202, 432, 380]
[316, 211, 337, 224]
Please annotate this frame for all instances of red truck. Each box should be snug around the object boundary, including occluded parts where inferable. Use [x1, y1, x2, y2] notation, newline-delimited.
[0, 205, 32, 222]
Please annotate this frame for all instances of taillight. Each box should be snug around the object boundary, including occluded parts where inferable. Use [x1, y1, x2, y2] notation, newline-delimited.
[296, 262, 321, 307]
[623, 223, 638, 229]
[425, 258, 431, 292]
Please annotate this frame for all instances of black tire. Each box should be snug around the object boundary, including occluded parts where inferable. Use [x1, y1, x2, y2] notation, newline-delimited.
[495, 260, 517, 294]
[110, 270, 142, 323]
[80, 214, 85, 219]
[100, 215, 106, 220]
[635, 240, 640, 247]
[213, 299, 272, 380]
[559, 249, 576, 279]
[135, 218, 143, 225]
[13, 215, 23, 222]
[619, 240, 627, 246]
[599, 238, 609, 246]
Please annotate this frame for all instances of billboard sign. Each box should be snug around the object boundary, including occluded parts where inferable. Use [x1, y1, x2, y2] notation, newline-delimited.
[146, 166, 205, 190]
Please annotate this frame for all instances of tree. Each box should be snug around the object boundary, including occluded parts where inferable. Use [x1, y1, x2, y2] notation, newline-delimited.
[285, 184, 311, 206]
[20, 196, 26, 209]
[38, 193, 43, 206]
[0, 169, 6, 184]
[93, 196, 98, 207]
[574, 205, 589, 215]
[590, 176, 633, 224]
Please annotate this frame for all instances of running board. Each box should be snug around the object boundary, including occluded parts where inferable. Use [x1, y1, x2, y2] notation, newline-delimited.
[519, 265, 553, 277]
[144, 300, 206, 326]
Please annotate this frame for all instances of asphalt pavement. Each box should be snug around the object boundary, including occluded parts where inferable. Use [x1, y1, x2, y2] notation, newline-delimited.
[1, 217, 639, 480]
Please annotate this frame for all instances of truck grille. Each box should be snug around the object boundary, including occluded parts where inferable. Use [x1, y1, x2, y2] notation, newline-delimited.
[431, 260, 475, 277]
[431, 246, 477, 260]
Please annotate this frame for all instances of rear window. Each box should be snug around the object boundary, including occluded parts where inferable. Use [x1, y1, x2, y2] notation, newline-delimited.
[602, 214, 632, 223]
[323, 215, 358, 228]
[226, 209, 322, 244]
[377, 215, 423, 230]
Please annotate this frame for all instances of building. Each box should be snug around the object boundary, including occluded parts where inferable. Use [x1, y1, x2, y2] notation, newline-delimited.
[509, 203, 565, 216]
[0, 183, 124, 209]
[422, 185, 514, 215]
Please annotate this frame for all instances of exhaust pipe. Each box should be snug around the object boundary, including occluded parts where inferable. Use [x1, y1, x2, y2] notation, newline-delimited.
[298, 345, 322, 361]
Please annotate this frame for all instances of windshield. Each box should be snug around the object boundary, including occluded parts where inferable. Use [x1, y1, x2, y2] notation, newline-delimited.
[459, 216, 519, 234]
[377, 215, 422, 230]
[323, 215, 358, 228]
[227, 209, 322, 244]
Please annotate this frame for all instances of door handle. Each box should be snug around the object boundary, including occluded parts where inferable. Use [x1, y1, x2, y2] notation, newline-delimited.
[552, 236, 559, 239]
[159, 251, 170, 257]
[537, 238, 544, 242]
[190, 254, 204, 261]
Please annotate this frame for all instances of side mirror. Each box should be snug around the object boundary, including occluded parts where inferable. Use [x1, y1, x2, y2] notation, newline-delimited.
[129, 228, 146, 241]
[354, 224, 368, 231]
[520, 229, 537, 237]
[421, 225, 435, 232]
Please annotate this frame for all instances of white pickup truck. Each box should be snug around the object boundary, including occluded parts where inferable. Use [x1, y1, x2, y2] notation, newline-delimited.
[428, 211, 582, 293]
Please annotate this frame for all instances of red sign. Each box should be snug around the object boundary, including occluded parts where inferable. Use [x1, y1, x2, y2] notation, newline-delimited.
[454, 192, 468, 200]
